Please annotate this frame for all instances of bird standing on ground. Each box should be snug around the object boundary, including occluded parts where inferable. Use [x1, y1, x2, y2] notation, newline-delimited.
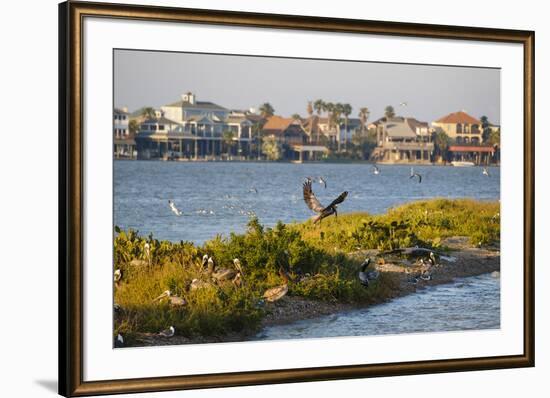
[263, 268, 289, 302]
[114, 334, 124, 348]
[152, 290, 187, 307]
[158, 326, 175, 338]
[409, 167, 422, 183]
[168, 200, 183, 216]
[358, 258, 371, 287]
[114, 269, 122, 283]
[303, 180, 348, 224]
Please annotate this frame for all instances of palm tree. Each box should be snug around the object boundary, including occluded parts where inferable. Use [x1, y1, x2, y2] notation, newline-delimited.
[313, 99, 324, 143]
[222, 130, 235, 157]
[128, 119, 140, 135]
[358, 107, 370, 135]
[480, 115, 491, 143]
[259, 103, 275, 118]
[141, 107, 156, 120]
[342, 103, 352, 151]
[432, 130, 451, 162]
[333, 103, 344, 152]
[261, 136, 282, 161]
[384, 105, 395, 119]
[323, 102, 335, 149]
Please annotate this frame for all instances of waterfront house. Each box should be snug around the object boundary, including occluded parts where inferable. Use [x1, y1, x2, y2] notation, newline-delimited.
[371, 117, 433, 163]
[432, 110, 482, 144]
[113, 107, 136, 158]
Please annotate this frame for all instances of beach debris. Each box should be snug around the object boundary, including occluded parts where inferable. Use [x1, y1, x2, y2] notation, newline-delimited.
[303, 179, 348, 224]
[158, 326, 175, 338]
[153, 290, 187, 307]
[114, 333, 124, 348]
[168, 200, 183, 216]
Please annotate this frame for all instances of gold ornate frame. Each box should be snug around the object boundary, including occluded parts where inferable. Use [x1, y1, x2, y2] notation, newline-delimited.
[59, 1, 535, 396]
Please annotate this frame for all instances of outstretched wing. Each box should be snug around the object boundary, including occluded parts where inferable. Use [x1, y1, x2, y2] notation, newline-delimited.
[326, 191, 348, 209]
[303, 180, 324, 213]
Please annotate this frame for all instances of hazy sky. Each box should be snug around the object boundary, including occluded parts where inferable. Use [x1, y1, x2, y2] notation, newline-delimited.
[114, 49, 500, 123]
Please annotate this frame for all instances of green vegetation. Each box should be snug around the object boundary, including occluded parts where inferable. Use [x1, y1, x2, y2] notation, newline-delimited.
[114, 199, 499, 343]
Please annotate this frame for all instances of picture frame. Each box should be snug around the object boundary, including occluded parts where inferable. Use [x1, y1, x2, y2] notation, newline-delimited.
[59, 1, 535, 396]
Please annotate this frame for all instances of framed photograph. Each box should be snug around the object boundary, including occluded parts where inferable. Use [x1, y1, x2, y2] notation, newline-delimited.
[59, 1, 534, 396]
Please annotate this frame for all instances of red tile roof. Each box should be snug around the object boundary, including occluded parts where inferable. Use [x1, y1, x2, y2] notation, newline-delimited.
[262, 115, 295, 133]
[435, 111, 481, 124]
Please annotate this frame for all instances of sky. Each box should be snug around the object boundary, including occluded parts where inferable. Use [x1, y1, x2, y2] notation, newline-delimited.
[114, 49, 500, 124]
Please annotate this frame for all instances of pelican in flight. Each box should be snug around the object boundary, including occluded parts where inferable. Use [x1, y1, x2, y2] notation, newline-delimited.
[410, 167, 422, 183]
[482, 167, 490, 177]
[152, 290, 187, 307]
[303, 180, 348, 224]
[373, 165, 380, 175]
[158, 326, 175, 338]
[168, 200, 183, 216]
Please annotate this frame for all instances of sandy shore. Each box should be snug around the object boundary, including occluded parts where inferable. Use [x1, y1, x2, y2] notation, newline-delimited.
[133, 236, 500, 346]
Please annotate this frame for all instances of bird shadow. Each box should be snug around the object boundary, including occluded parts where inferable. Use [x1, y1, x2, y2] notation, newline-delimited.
[35, 379, 58, 394]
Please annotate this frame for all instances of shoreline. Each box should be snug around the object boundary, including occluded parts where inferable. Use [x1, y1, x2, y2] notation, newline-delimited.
[114, 158, 501, 166]
[132, 237, 500, 347]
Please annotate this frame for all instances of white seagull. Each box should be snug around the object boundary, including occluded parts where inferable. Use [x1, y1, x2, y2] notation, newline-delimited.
[373, 165, 380, 175]
[482, 167, 490, 177]
[168, 200, 183, 216]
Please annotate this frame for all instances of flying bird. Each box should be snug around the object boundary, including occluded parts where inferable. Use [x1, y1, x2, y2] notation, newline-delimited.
[409, 167, 422, 183]
[168, 200, 183, 216]
[305, 176, 327, 188]
[158, 326, 175, 338]
[372, 165, 380, 175]
[303, 180, 348, 224]
[399, 102, 408, 107]
[482, 167, 490, 177]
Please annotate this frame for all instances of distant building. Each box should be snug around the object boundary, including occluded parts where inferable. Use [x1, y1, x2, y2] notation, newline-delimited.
[432, 110, 482, 144]
[262, 115, 327, 161]
[133, 93, 256, 160]
[371, 117, 433, 163]
[113, 107, 135, 158]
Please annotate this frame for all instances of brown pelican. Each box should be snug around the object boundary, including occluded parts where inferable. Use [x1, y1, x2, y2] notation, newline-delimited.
[232, 272, 243, 287]
[158, 326, 175, 338]
[168, 200, 183, 216]
[305, 176, 327, 188]
[144, 242, 151, 266]
[233, 258, 244, 275]
[190, 278, 211, 291]
[263, 269, 289, 302]
[114, 269, 122, 283]
[153, 290, 186, 307]
[303, 180, 348, 224]
[201, 254, 209, 268]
